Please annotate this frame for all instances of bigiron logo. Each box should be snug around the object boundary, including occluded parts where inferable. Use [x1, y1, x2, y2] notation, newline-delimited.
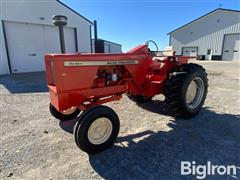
[181, 161, 238, 179]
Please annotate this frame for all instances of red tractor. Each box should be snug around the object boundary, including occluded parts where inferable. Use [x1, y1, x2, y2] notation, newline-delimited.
[45, 41, 208, 154]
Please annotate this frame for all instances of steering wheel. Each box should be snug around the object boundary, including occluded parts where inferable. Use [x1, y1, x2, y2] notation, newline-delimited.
[145, 40, 159, 52]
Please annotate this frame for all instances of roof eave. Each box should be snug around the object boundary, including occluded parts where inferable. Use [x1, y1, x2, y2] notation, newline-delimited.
[56, 0, 93, 25]
[167, 8, 240, 35]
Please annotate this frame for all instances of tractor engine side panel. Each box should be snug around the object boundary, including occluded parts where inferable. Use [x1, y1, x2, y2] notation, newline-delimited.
[45, 45, 153, 111]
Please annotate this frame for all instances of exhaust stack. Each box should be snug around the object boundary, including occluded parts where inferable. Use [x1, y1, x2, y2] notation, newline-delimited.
[93, 20, 104, 53]
[94, 20, 98, 53]
[52, 15, 67, 53]
[94, 20, 98, 40]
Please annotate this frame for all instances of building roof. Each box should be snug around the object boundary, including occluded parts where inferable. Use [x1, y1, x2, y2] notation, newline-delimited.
[56, 0, 93, 24]
[168, 8, 240, 35]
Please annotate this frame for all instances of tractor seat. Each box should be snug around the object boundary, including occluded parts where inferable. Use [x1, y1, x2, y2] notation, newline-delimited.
[152, 46, 175, 62]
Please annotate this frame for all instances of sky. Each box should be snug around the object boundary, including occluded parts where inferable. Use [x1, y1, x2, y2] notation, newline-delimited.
[62, 0, 239, 52]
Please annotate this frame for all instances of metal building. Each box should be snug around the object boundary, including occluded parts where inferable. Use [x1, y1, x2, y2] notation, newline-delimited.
[91, 21, 122, 53]
[168, 8, 240, 61]
[0, 0, 93, 75]
[91, 39, 122, 53]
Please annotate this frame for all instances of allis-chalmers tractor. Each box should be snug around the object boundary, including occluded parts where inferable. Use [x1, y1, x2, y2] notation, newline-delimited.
[46, 15, 207, 154]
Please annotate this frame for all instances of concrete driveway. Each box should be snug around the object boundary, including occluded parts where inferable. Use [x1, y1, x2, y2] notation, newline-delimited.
[1, 61, 240, 179]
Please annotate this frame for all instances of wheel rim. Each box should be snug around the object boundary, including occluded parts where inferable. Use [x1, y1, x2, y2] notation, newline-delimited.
[87, 118, 113, 145]
[186, 77, 205, 109]
[61, 107, 77, 115]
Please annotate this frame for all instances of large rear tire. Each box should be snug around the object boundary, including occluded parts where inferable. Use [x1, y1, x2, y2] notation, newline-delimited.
[164, 63, 208, 118]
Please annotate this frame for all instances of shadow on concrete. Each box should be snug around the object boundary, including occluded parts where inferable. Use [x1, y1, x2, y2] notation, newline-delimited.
[59, 99, 167, 135]
[59, 118, 79, 134]
[136, 99, 169, 116]
[0, 72, 48, 93]
[59, 105, 240, 179]
[88, 108, 240, 179]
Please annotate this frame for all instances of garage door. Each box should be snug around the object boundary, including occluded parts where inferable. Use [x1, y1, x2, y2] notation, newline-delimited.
[182, 47, 198, 57]
[4, 21, 76, 73]
[222, 34, 240, 61]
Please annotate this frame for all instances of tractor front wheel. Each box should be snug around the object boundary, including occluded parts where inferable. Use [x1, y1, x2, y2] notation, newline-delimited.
[49, 103, 80, 121]
[74, 105, 120, 154]
[164, 63, 208, 118]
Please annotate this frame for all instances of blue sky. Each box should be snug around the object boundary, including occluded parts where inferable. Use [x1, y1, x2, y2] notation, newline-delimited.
[62, 0, 239, 52]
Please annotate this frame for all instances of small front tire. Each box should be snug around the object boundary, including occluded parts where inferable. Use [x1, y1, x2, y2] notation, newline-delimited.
[74, 105, 120, 154]
[49, 103, 80, 121]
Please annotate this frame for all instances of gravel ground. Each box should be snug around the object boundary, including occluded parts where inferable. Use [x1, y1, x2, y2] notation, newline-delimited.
[0, 61, 240, 179]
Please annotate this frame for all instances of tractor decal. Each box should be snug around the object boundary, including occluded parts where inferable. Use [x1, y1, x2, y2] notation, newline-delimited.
[64, 60, 139, 66]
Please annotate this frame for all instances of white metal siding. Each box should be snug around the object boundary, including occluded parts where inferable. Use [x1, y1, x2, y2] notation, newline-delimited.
[170, 10, 240, 57]
[0, 0, 92, 75]
[0, 21, 10, 75]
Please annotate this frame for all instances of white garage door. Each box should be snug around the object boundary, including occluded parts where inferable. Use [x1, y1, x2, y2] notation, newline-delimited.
[5, 21, 76, 73]
[182, 47, 198, 57]
[222, 34, 240, 61]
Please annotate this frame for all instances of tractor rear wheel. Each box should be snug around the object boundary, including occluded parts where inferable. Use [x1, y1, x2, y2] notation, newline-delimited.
[74, 105, 120, 154]
[49, 103, 80, 121]
[164, 63, 208, 118]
